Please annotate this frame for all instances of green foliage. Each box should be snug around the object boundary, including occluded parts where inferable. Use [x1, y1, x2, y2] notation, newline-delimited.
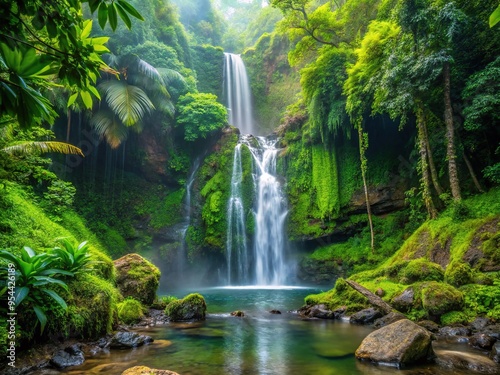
[50, 239, 93, 275]
[311, 145, 339, 219]
[0, 247, 72, 333]
[42, 180, 76, 219]
[176, 93, 227, 142]
[190, 45, 224, 96]
[117, 297, 145, 324]
[440, 310, 471, 326]
[461, 281, 500, 320]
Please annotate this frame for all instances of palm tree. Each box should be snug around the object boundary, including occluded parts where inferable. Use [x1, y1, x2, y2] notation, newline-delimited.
[91, 54, 185, 148]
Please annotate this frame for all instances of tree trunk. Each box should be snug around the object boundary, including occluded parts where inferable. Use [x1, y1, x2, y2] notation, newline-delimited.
[357, 124, 375, 251]
[416, 105, 437, 219]
[421, 110, 444, 196]
[345, 280, 394, 314]
[443, 62, 461, 201]
[463, 151, 484, 193]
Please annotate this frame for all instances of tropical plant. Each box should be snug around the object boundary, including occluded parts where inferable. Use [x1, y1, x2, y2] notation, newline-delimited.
[0, 247, 73, 333]
[50, 239, 93, 274]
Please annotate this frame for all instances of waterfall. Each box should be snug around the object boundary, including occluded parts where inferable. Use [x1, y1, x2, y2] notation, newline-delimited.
[224, 53, 255, 135]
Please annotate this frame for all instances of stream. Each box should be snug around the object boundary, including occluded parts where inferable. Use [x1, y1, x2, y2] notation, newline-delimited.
[54, 287, 480, 375]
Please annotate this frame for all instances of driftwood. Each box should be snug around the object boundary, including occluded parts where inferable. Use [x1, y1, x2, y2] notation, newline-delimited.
[345, 280, 394, 315]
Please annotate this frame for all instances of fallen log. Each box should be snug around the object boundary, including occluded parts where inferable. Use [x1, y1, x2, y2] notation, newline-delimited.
[345, 280, 394, 315]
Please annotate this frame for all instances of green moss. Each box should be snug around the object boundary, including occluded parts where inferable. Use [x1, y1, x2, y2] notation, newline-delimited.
[311, 145, 340, 219]
[304, 278, 369, 313]
[440, 311, 472, 326]
[421, 281, 463, 317]
[164, 293, 207, 321]
[445, 261, 473, 287]
[117, 298, 145, 325]
[399, 258, 444, 284]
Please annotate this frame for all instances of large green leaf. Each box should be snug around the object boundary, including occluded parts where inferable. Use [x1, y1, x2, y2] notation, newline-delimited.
[41, 288, 68, 310]
[99, 81, 154, 126]
[33, 306, 47, 333]
[91, 110, 129, 148]
[15, 286, 29, 306]
[1, 141, 83, 156]
[490, 5, 500, 27]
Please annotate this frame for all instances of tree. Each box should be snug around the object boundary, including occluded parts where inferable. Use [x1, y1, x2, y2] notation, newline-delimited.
[0, 0, 143, 128]
[175, 93, 227, 142]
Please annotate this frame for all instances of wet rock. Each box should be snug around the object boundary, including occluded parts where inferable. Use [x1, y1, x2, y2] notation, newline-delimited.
[350, 308, 383, 325]
[122, 365, 180, 375]
[269, 309, 282, 314]
[355, 319, 434, 367]
[392, 287, 414, 312]
[114, 253, 161, 305]
[373, 312, 406, 329]
[299, 304, 344, 319]
[435, 349, 500, 374]
[165, 293, 206, 321]
[231, 310, 245, 317]
[109, 331, 153, 349]
[50, 344, 85, 369]
[418, 320, 440, 333]
[469, 333, 496, 350]
[483, 324, 500, 340]
[438, 325, 471, 338]
[471, 317, 492, 332]
[490, 342, 500, 363]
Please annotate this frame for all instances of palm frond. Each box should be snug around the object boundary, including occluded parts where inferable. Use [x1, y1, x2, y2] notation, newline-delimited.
[91, 110, 129, 148]
[99, 81, 155, 127]
[158, 68, 187, 87]
[136, 57, 162, 82]
[1, 141, 83, 156]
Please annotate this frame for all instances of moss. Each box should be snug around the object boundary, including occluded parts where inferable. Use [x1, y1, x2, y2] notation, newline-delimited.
[164, 293, 207, 321]
[311, 144, 340, 219]
[66, 273, 121, 338]
[399, 258, 444, 284]
[440, 311, 472, 326]
[421, 282, 463, 317]
[445, 261, 473, 287]
[117, 298, 145, 324]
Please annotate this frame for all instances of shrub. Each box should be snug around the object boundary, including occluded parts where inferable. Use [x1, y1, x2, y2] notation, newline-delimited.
[117, 298, 145, 324]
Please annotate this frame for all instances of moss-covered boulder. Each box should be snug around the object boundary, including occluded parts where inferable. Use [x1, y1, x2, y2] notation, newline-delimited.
[399, 258, 444, 284]
[164, 293, 206, 321]
[114, 253, 160, 305]
[117, 298, 145, 325]
[355, 319, 434, 367]
[421, 281, 463, 317]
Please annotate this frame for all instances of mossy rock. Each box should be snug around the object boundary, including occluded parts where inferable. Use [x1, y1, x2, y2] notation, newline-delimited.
[399, 258, 444, 284]
[164, 293, 206, 321]
[444, 261, 473, 287]
[117, 298, 145, 325]
[114, 253, 160, 305]
[421, 282, 463, 317]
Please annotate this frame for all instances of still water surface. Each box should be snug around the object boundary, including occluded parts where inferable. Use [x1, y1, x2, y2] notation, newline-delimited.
[59, 287, 477, 375]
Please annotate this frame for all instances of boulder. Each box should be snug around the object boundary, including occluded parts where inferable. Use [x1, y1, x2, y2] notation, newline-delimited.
[299, 304, 345, 319]
[231, 310, 245, 317]
[109, 331, 153, 349]
[490, 342, 500, 363]
[50, 344, 84, 369]
[469, 333, 496, 350]
[438, 325, 471, 337]
[417, 320, 440, 333]
[269, 310, 282, 314]
[350, 308, 383, 325]
[164, 293, 206, 321]
[373, 312, 406, 329]
[114, 253, 160, 305]
[355, 319, 434, 367]
[122, 366, 180, 375]
[435, 349, 500, 374]
[471, 317, 491, 332]
[392, 288, 415, 312]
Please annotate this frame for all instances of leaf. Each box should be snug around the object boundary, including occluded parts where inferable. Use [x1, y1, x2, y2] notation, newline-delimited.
[1, 141, 83, 156]
[15, 286, 29, 306]
[41, 288, 68, 310]
[81, 20, 93, 40]
[108, 3, 118, 31]
[33, 306, 47, 333]
[67, 93, 78, 107]
[23, 246, 36, 259]
[81, 90, 93, 109]
[115, 2, 132, 29]
[98, 2, 108, 29]
[117, 0, 144, 21]
[490, 5, 500, 28]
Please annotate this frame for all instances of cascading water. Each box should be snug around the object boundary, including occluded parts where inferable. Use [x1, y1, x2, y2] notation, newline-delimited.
[224, 53, 290, 286]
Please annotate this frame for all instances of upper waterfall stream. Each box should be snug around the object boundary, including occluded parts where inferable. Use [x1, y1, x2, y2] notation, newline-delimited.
[224, 53, 291, 286]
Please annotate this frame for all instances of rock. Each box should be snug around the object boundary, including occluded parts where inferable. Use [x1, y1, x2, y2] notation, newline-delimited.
[50, 344, 85, 369]
[471, 317, 492, 332]
[438, 325, 471, 338]
[373, 312, 406, 329]
[418, 320, 440, 333]
[392, 287, 415, 312]
[350, 308, 383, 325]
[490, 342, 500, 363]
[114, 253, 161, 305]
[483, 324, 500, 340]
[435, 349, 500, 374]
[269, 309, 282, 314]
[231, 310, 245, 317]
[375, 288, 385, 297]
[469, 333, 496, 350]
[164, 293, 206, 321]
[355, 319, 434, 367]
[109, 331, 153, 349]
[299, 304, 345, 319]
[122, 365, 180, 375]
[421, 282, 463, 317]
